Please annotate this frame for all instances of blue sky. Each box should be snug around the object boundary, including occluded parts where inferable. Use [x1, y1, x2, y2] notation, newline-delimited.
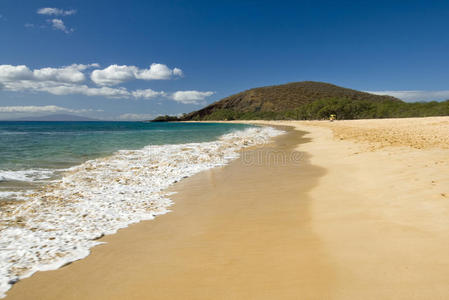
[1, 0, 449, 120]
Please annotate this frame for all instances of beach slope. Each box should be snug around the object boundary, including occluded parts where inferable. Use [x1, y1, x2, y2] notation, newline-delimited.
[251, 117, 449, 299]
[7, 117, 449, 299]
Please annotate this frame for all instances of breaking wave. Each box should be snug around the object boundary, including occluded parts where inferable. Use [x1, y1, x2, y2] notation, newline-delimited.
[0, 126, 283, 297]
[0, 169, 56, 183]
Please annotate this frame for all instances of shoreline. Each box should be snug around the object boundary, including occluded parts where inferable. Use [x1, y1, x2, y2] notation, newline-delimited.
[0, 125, 281, 298]
[6, 126, 337, 299]
[6, 117, 449, 299]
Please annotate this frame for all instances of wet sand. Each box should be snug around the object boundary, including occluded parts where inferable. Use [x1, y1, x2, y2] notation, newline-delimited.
[7, 127, 335, 299]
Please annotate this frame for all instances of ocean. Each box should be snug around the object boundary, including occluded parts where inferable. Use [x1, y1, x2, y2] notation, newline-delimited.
[0, 121, 283, 297]
[0, 121, 252, 200]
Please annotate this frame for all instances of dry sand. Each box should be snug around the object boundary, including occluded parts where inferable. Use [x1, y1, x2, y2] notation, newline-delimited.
[250, 117, 449, 299]
[6, 117, 449, 299]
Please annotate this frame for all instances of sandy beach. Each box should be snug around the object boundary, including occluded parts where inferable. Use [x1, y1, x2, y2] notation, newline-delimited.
[6, 117, 449, 299]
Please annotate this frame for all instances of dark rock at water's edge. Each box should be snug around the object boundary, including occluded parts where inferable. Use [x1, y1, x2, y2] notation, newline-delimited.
[149, 115, 181, 122]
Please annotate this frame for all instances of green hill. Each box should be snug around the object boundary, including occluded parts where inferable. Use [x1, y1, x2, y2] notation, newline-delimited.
[182, 81, 400, 120]
[152, 81, 449, 121]
[179, 81, 407, 120]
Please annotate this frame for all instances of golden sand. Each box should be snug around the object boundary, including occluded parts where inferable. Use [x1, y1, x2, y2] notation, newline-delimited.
[7, 128, 336, 299]
[308, 116, 449, 150]
[6, 117, 449, 299]
[250, 117, 449, 299]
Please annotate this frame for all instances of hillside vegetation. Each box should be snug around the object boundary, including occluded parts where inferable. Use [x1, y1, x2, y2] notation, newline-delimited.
[152, 81, 449, 121]
[192, 98, 449, 120]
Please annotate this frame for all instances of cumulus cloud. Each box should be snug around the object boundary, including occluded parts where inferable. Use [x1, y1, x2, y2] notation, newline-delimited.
[173, 68, 183, 77]
[0, 64, 98, 83]
[367, 90, 449, 102]
[0, 63, 212, 104]
[34, 65, 86, 82]
[135, 64, 181, 80]
[90, 65, 135, 86]
[0, 64, 132, 99]
[0, 78, 163, 100]
[37, 8, 76, 16]
[0, 65, 33, 81]
[91, 63, 183, 86]
[48, 19, 72, 33]
[0, 105, 95, 113]
[40, 84, 131, 98]
[28, 84, 165, 99]
[132, 89, 166, 99]
[171, 90, 214, 104]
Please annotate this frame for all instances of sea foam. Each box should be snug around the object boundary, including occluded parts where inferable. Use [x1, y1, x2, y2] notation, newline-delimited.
[0, 169, 55, 183]
[0, 126, 283, 297]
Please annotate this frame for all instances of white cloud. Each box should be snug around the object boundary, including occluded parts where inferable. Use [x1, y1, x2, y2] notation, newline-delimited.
[0, 65, 33, 81]
[0, 79, 141, 99]
[132, 89, 166, 99]
[37, 8, 76, 16]
[117, 113, 155, 121]
[367, 90, 449, 102]
[91, 63, 183, 86]
[0, 63, 212, 104]
[0, 64, 130, 98]
[33, 85, 166, 100]
[0, 75, 214, 103]
[90, 65, 135, 86]
[135, 63, 180, 80]
[0, 64, 98, 83]
[34, 65, 86, 82]
[173, 68, 183, 77]
[24, 23, 35, 28]
[0, 105, 94, 113]
[41, 84, 131, 98]
[48, 19, 72, 33]
[171, 90, 214, 104]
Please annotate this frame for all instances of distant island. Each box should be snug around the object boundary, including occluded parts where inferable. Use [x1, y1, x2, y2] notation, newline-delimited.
[152, 81, 449, 121]
[3, 114, 99, 122]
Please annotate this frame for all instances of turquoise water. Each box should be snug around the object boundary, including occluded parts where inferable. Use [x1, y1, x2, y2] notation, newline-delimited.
[0, 122, 281, 296]
[0, 121, 251, 194]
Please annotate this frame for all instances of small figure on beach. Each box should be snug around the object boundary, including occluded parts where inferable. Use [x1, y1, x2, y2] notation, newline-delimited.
[329, 114, 336, 122]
